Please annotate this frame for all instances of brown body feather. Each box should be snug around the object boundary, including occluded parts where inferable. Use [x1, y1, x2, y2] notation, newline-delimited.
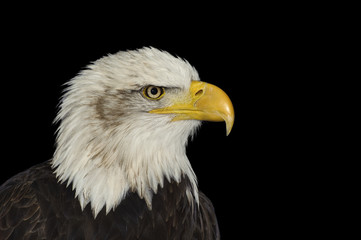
[0, 161, 220, 239]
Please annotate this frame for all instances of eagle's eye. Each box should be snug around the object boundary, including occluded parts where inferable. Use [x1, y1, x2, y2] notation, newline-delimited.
[143, 86, 165, 100]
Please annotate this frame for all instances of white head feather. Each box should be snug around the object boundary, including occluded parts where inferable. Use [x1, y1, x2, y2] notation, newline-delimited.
[51, 47, 201, 217]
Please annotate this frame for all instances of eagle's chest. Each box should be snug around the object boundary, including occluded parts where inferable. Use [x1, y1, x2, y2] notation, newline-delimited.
[38, 176, 197, 239]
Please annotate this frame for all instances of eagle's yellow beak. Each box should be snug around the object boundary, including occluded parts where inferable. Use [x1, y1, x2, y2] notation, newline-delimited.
[149, 81, 235, 135]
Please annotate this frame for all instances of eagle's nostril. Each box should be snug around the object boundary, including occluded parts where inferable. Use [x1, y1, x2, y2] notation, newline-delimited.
[195, 89, 203, 97]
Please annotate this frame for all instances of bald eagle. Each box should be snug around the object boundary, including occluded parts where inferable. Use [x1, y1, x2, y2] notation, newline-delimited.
[0, 47, 234, 239]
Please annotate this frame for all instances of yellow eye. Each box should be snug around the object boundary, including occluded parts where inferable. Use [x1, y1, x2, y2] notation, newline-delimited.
[143, 86, 165, 100]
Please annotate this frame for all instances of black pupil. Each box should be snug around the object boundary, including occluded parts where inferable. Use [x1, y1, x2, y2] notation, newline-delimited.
[150, 87, 158, 96]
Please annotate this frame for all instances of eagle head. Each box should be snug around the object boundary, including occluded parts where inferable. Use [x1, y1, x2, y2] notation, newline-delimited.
[52, 47, 234, 216]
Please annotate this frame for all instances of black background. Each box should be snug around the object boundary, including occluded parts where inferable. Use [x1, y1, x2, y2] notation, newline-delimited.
[0, 5, 336, 239]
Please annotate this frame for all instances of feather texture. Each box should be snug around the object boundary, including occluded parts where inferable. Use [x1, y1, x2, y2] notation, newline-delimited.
[0, 162, 220, 239]
[52, 47, 201, 215]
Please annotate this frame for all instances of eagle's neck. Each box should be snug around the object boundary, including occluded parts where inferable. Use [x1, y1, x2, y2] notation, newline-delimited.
[52, 114, 200, 217]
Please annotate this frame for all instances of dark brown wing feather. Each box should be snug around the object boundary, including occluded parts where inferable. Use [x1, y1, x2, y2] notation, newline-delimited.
[0, 161, 220, 239]
[195, 192, 221, 240]
[0, 163, 49, 239]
